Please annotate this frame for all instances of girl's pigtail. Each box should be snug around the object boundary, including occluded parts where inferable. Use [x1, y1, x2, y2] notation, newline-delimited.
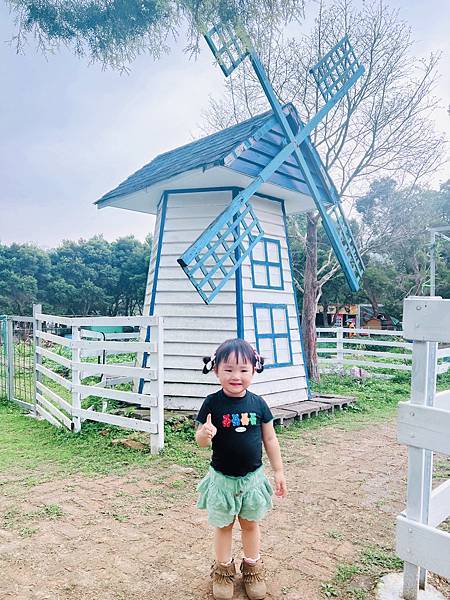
[254, 351, 265, 373]
[202, 354, 216, 374]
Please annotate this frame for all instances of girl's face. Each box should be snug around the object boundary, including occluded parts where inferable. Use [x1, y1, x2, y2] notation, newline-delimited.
[215, 353, 254, 398]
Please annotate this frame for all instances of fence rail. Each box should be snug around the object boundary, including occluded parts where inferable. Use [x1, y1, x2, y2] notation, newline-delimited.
[316, 326, 450, 373]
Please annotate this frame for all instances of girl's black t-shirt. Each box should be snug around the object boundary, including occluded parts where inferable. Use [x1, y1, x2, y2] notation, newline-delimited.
[196, 389, 274, 477]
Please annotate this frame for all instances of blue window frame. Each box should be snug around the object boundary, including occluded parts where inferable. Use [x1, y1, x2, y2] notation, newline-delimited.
[250, 238, 284, 290]
[253, 304, 293, 368]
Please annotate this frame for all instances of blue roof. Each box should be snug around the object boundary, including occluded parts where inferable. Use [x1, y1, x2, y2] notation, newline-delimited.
[97, 104, 338, 211]
[97, 109, 273, 205]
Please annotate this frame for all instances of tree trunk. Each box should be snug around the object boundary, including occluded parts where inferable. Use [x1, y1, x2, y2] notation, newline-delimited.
[301, 212, 320, 381]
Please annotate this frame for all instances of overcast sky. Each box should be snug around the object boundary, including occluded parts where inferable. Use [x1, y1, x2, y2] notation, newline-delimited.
[1, 0, 449, 248]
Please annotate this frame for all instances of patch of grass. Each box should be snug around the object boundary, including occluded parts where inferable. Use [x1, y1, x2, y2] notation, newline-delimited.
[434, 457, 450, 480]
[335, 563, 361, 583]
[32, 504, 63, 519]
[111, 512, 129, 523]
[321, 582, 339, 597]
[1, 507, 21, 529]
[360, 546, 403, 571]
[18, 526, 38, 538]
[0, 396, 208, 486]
[347, 588, 367, 600]
[170, 479, 185, 488]
[321, 545, 403, 599]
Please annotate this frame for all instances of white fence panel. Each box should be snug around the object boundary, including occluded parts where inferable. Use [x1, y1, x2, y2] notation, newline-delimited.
[32, 308, 165, 453]
[396, 296, 450, 600]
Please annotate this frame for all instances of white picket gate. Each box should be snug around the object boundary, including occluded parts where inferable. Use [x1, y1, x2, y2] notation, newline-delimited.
[33, 305, 164, 453]
[396, 297, 450, 599]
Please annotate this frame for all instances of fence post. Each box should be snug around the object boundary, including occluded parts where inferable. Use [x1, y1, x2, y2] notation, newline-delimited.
[336, 327, 344, 368]
[6, 317, 14, 403]
[150, 317, 164, 454]
[402, 341, 433, 600]
[32, 304, 43, 415]
[71, 324, 81, 433]
[418, 341, 437, 591]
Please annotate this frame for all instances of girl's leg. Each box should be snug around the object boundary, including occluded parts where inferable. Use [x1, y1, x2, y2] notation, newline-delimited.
[238, 517, 260, 559]
[214, 519, 235, 563]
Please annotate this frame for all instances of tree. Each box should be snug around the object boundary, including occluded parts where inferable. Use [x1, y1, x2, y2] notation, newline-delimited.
[6, 0, 304, 69]
[109, 236, 150, 315]
[202, 0, 446, 378]
[355, 179, 450, 317]
[0, 243, 51, 314]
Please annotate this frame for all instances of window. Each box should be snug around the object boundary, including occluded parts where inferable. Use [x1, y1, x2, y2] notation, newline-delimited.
[253, 304, 293, 368]
[250, 238, 284, 289]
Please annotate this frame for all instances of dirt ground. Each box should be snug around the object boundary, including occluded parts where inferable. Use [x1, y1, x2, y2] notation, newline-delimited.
[1, 419, 449, 600]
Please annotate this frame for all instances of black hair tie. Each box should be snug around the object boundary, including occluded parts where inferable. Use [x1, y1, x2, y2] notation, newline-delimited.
[202, 355, 216, 374]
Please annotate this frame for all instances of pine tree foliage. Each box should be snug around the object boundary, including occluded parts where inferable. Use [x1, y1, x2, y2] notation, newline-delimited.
[6, 0, 305, 68]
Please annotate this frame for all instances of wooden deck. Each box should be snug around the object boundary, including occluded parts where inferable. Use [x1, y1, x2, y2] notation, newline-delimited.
[271, 394, 355, 426]
[157, 394, 355, 427]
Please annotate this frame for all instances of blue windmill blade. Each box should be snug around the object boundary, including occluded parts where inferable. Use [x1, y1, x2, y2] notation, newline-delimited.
[204, 23, 250, 77]
[309, 36, 364, 117]
[178, 194, 264, 304]
[292, 136, 365, 291]
[198, 21, 366, 294]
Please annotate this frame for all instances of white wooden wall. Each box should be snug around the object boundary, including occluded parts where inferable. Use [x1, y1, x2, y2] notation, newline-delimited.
[241, 196, 308, 406]
[142, 190, 308, 410]
[143, 190, 238, 409]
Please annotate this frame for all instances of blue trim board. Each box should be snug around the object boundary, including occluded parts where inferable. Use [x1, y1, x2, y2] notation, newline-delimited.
[138, 191, 169, 394]
[250, 237, 284, 290]
[164, 186, 240, 195]
[253, 303, 293, 368]
[281, 200, 311, 398]
[233, 189, 245, 339]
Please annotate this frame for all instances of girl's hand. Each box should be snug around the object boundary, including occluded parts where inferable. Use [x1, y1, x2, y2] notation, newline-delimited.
[274, 470, 287, 498]
[201, 413, 217, 440]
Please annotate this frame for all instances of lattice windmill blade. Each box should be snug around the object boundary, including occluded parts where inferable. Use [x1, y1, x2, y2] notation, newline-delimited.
[204, 22, 250, 77]
[177, 191, 264, 304]
[310, 36, 363, 103]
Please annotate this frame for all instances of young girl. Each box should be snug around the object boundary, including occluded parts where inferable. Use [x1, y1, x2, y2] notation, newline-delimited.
[195, 338, 287, 600]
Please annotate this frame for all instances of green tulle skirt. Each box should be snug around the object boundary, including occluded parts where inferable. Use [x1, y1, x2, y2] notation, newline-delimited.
[197, 465, 273, 528]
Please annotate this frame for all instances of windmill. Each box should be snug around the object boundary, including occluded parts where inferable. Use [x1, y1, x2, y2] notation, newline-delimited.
[97, 20, 366, 410]
[177, 21, 365, 305]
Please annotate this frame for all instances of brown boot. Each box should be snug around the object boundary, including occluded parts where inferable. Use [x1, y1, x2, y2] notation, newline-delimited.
[240, 558, 266, 600]
[210, 559, 236, 600]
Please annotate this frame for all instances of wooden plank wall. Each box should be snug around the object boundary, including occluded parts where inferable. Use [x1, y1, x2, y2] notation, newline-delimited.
[143, 190, 238, 409]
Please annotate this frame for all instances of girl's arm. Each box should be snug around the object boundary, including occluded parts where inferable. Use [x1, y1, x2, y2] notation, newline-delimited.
[262, 421, 287, 498]
[195, 413, 217, 447]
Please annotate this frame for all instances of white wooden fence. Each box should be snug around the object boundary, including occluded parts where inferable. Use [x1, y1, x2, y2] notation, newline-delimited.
[33, 306, 164, 453]
[396, 297, 450, 599]
[316, 326, 450, 373]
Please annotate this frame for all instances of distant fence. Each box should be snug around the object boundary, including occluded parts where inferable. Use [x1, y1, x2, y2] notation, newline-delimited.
[316, 327, 450, 373]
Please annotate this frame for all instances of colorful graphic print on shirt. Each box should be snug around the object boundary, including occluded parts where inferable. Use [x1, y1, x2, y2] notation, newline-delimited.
[222, 412, 257, 429]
